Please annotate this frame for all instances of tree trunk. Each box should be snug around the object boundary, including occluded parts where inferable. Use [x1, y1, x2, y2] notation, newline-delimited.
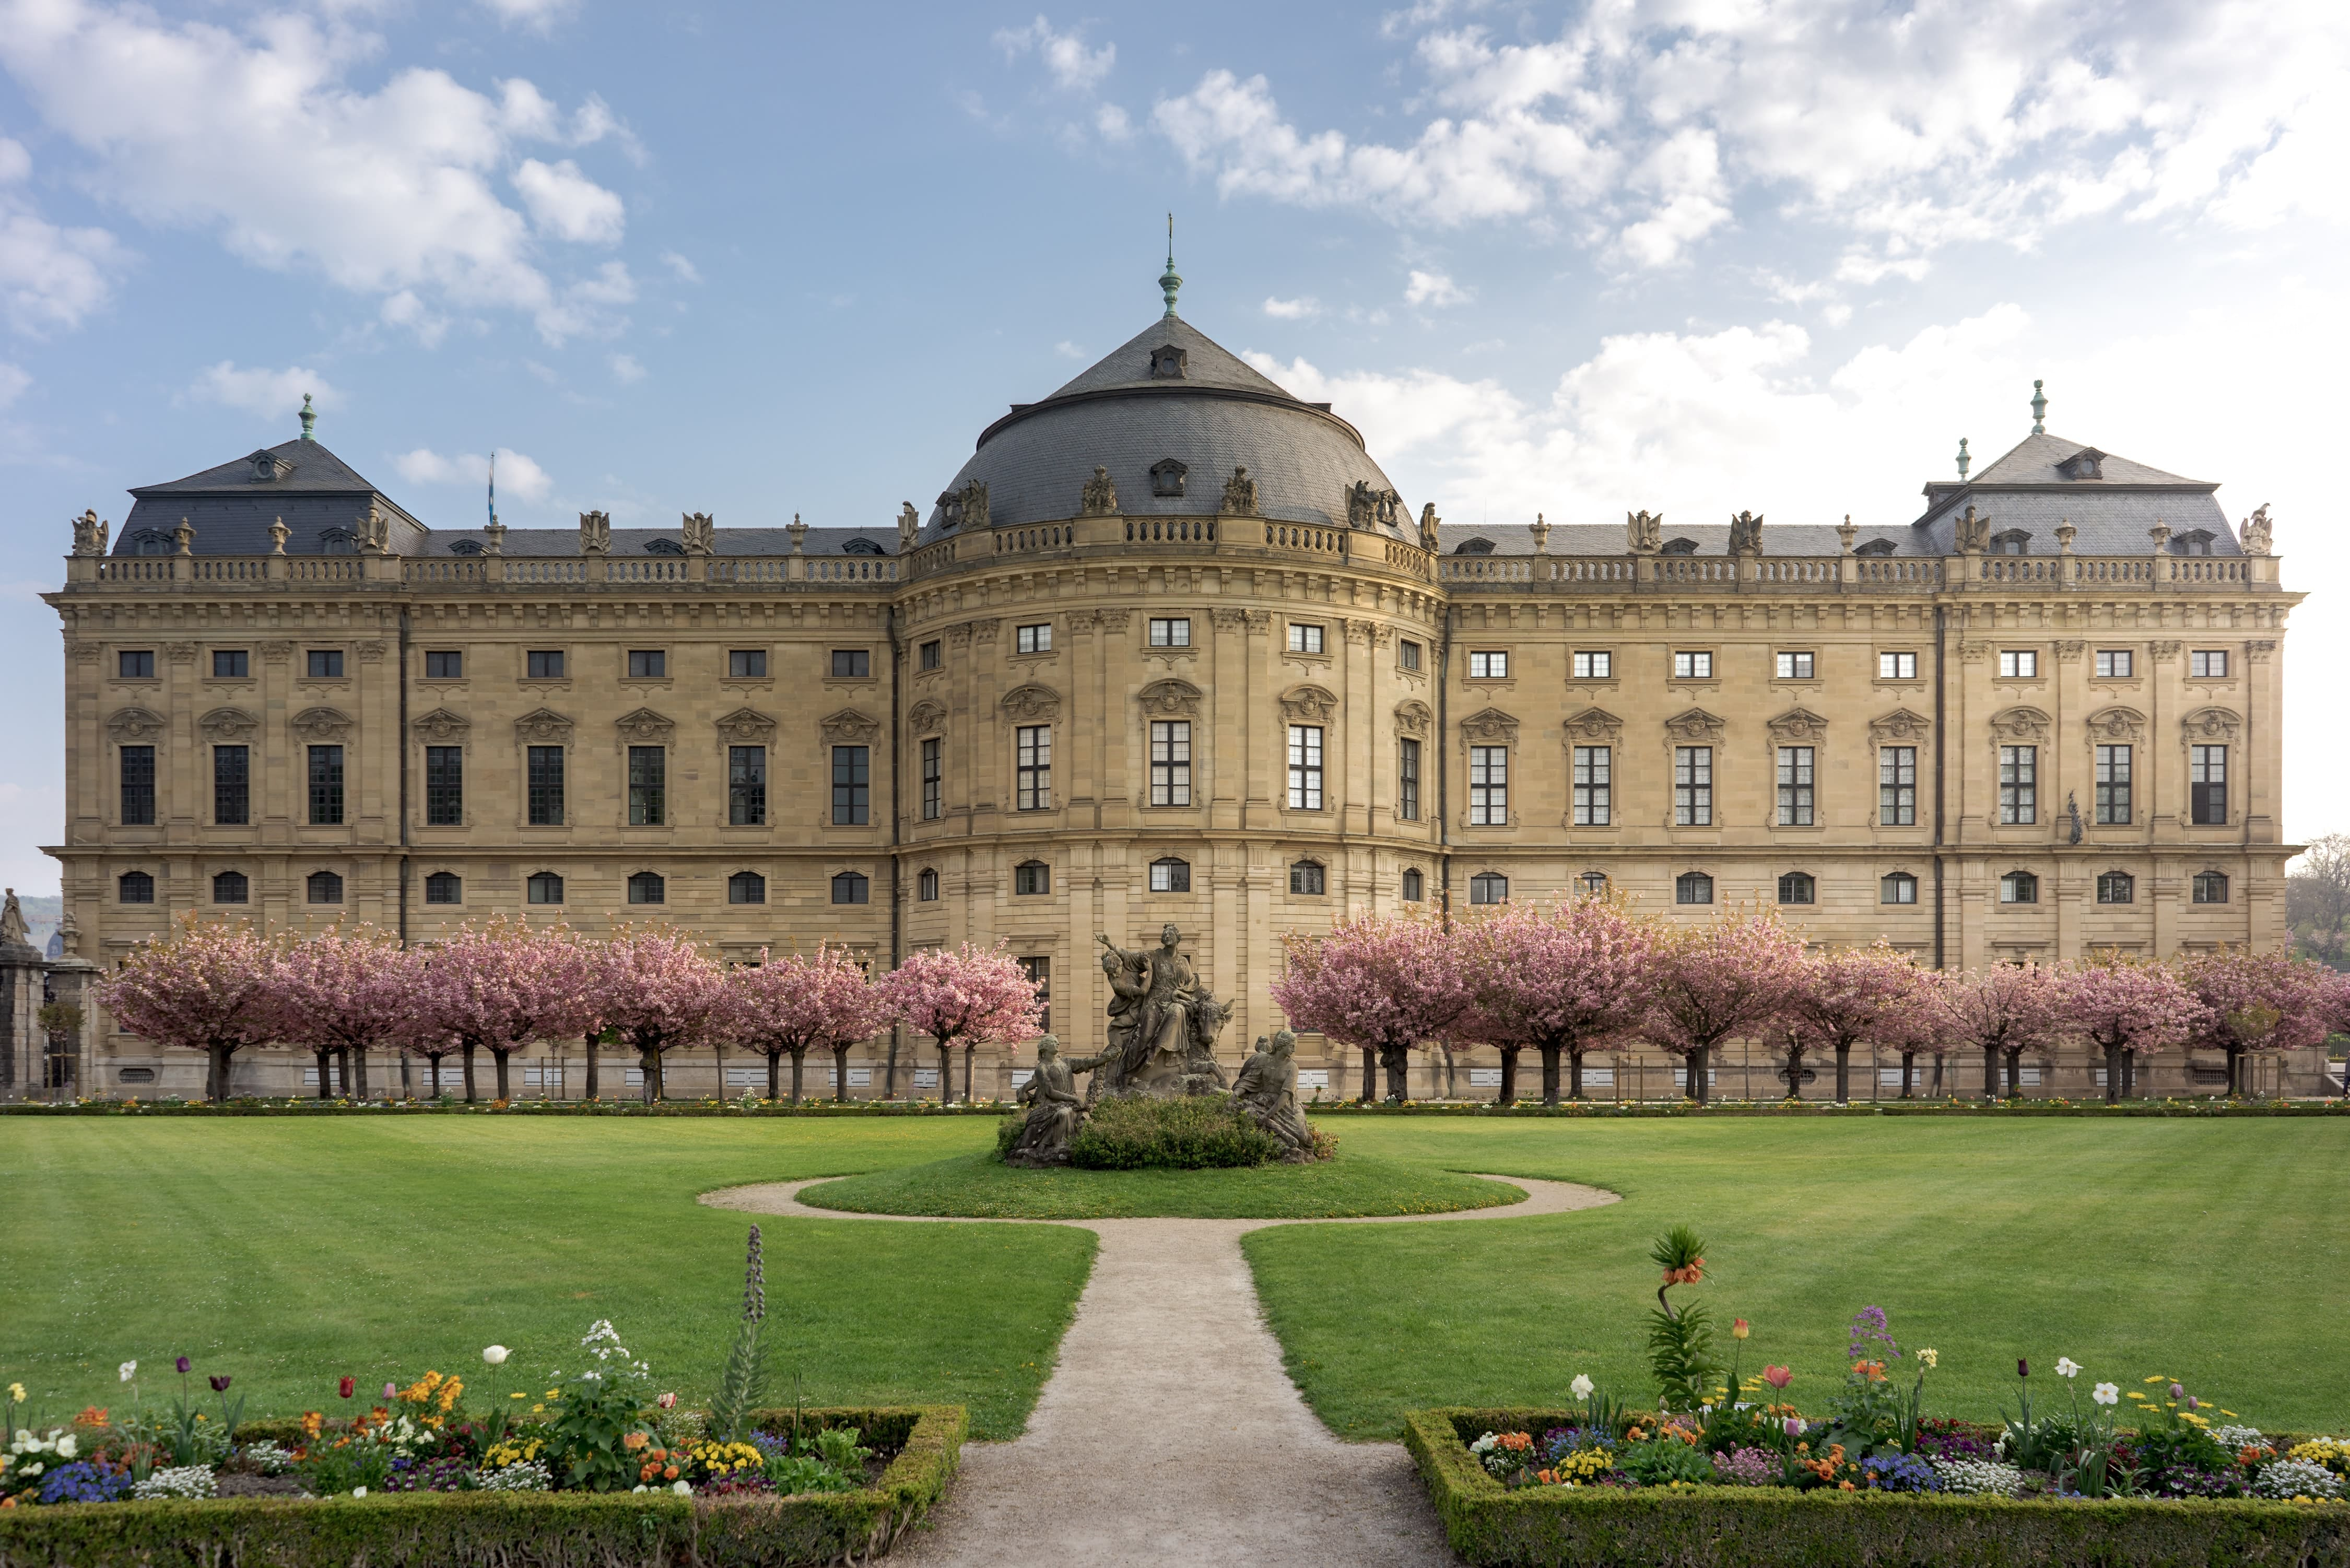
[964, 1046, 976, 1105]
[334, 1047, 351, 1096]
[767, 1052, 782, 1101]
[791, 1050, 806, 1104]
[2005, 1048, 2022, 1099]
[833, 1047, 850, 1103]
[2121, 1051, 2136, 1100]
[314, 1047, 333, 1100]
[491, 1048, 512, 1102]
[427, 1054, 443, 1099]
[353, 1048, 369, 1101]
[1983, 1045, 2000, 1100]
[1783, 1044, 1804, 1100]
[1899, 1051, 1915, 1100]
[937, 1042, 953, 1102]
[1569, 1048, 1586, 1101]
[1539, 1044, 1562, 1106]
[584, 1034, 600, 1101]
[1359, 1045, 1377, 1104]
[462, 1043, 478, 1103]
[1381, 1044, 1409, 1103]
[1689, 1045, 1710, 1105]
[2104, 1043, 2121, 1103]
[2225, 1044, 2241, 1098]
[1496, 1046, 1520, 1105]
[1835, 1042, 1852, 1104]
[207, 1043, 232, 1102]
[640, 1050, 660, 1106]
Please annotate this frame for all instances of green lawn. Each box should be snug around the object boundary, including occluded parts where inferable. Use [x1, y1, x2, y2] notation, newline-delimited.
[0, 1117, 1090, 1440]
[800, 1150, 1522, 1219]
[1246, 1117, 2350, 1438]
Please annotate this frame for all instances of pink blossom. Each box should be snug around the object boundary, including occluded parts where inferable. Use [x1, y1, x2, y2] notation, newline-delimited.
[876, 942, 1042, 1104]
[93, 914, 284, 1102]
[1780, 941, 1938, 1103]
[2176, 949, 2331, 1094]
[408, 918, 597, 1102]
[1638, 906, 1808, 1104]
[1459, 896, 1656, 1104]
[1930, 962, 2066, 1100]
[264, 923, 418, 1101]
[1274, 910, 1478, 1103]
[718, 944, 893, 1102]
[589, 925, 726, 1104]
[2061, 954, 2210, 1102]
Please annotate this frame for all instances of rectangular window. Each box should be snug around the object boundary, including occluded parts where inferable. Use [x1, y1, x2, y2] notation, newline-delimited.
[1777, 746, 1815, 825]
[729, 746, 766, 826]
[627, 649, 665, 679]
[1397, 737, 1421, 821]
[527, 746, 565, 824]
[1674, 651, 1713, 680]
[1573, 745, 1611, 826]
[1016, 622, 1052, 654]
[212, 649, 249, 679]
[1674, 746, 1712, 826]
[1287, 725, 1323, 809]
[831, 648, 871, 678]
[1999, 745, 2037, 824]
[920, 640, 943, 670]
[307, 649, 344, 679]
[1469, 745, 1509, 825]
[1879, 746, 1917, 826]
[1148, 617, 1192, 648]
[213, 745, 249, 825]
[1149, 720, 1192, 806]
[1015, 726, 1051, 811]
[627, 746, 666, 825]
[2095, 650, 2133, 679]
[2191, 745, 2227, 824]
[1469, 651, 1508, 679]
[526, 649, 565, 679]
[1399, 639, 1422, 670]
[833, 745, 872, 823]
[1287, 623, 1324, 654]
[425, 746, 463, 826]
[920, 737, 942, 820]
[308, 745, 345, 825]
[1776, 651, 1815, 680]
[2190, 649, 2229, 679]
[425, 650, 462, 679]
[118, 650, 155, 679]
[728, 649, 767, 679]
[1998, 649, 2037, 679]
[1573, 651, 1612, 679]
[1878, 651, 1918, 680]
[120, 745, 156, 824]
[1019, 957, 1051, 1035]
[2095, 745, 2132, 825]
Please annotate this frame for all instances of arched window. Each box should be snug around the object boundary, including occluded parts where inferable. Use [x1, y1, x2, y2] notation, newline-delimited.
[916, 867, 939, 901]
[1469, 871, 1509, 905]
[2000, 870, 2039, 904]
[627, 871, 666, 905]
[2172, 530, 2215, 557]
[1881, 871, 1918, 905]
[1400, 867, 1425, 901]
[841, 537, 887, 556]
[118, 869, 155, 904]
[1660, 537, 1699, 555]
[728, 871, 766, 905]
[831, 871, 870, 905]
[130, 530, 171, 556]
[1675, 871, 1713, 905]
[1289, 860, 1325, 895]
[318, 528, 357, 555]
[643, 538, 685, 556]
[213, 870, 249, 904]
[447, 539, 484, 557]
[425, 871, 462, 904]
[1014, 860, 1051, 895]
[1777, 871, 1815, 905]
[1990, 530, 2032, 556]
[1149, 857, 1190, 893]
[1579, 870, 1610, 897]
[527, 871, 565, 905]
[2192, 870, 2230, 904]
[1854, 539, 1896, 557]
[307, 870, 344, 905]
[1453, 537, 1495, 556]
[2096, 870, 2135, 905]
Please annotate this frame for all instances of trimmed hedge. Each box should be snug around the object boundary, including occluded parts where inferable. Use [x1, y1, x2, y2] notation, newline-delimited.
[1311, 1099, 2347, 1118]
[1405, 1408, 2350, 1568]
[1062, 1093, 1284, 1170]
[0, 1405, 965, 1568]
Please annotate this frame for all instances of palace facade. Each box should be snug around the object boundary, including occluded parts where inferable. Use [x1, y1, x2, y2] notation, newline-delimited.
[37, 285, 2304, 1101]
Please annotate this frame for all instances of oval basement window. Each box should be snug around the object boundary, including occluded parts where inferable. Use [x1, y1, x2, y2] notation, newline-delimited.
[119, 1067, 157, 1084]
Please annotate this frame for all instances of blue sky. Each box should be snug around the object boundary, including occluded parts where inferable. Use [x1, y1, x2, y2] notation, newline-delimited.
[0, 0, 2343, 890]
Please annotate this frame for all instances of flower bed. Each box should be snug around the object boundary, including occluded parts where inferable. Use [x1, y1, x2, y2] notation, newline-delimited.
[1304, 1098, 2346, 1117]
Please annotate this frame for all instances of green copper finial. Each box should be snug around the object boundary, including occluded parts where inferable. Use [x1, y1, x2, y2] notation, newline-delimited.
[2030, 378, 2046, 434]
[299, 392, 316, 442]
[1159, 213, 1181, 317]
[1956, 437, 1970, 479]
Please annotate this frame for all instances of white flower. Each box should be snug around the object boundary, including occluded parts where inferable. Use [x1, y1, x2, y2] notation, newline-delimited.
[672, 1479, 691, 1494]
[352, 1486, 367, 1497]
[483, 1346, 510, 1366]
[56, 1435, 75, 1459]
[632, 1483, 649, 1494]
[2093, 1383, 2120, 1406]
[119, 1361, 138, 1383]
[2055, 1358, 2081, 1378]
[1570, 1375, 1595, 1399]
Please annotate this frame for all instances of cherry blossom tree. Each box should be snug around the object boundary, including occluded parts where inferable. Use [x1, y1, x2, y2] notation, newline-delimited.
[1274, 910, 1478, 1103]
[1779, 941, 1939, 1104]
[878, 942, 1043, 1104]
[1930, 962, 2067, 1100]
[592, 926, 726, 1104]
[1461, 895, 1656, 1104]
[412, 918, 596, 1102]
[1639, 906, 1807, 1106]
[264, 923, 418, 1101]
[720, 945, 894, 1102]
[95, 914, 285, 1102]
[2060, 955, 2208, 1102]
[2176, 948, 2332, 1097]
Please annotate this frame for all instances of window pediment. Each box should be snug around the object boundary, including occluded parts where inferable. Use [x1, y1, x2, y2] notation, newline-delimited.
[2180, 706, 2240, 744]
[1393, 699, 1432, 738]
[291, 706, 353, 741]
[1663, 707, 1724, 741]
[1990, 705, 2050, 741]
[199, 706, 258, 741]
[1279, 684, 1338, 724]
[105, 706, 166, 742]
[1459, 706, 1519, 744]
[2084, 705, 2146, 743]
[409, 708, 469, 742]
[1563, 706, 1622, 741]
[1869, 707, 1931, 743]
[513, 707, 574, 742]
[614, 707, 676, 742]
[1000, 683, 1062, 722]
[715, 706, 777, 743]
[1138, 678, 1202, 717]
[907, 699, 948, 736]
[1767, 706, 1829, 741]
[821, 709, 882, 744]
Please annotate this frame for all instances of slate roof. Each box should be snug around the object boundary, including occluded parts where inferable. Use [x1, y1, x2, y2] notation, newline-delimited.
[1435, 522, 1913, 558]
[1911, 431, 2235, 556]
[117, 439, 428, 557]
[421, 526, 899, 558]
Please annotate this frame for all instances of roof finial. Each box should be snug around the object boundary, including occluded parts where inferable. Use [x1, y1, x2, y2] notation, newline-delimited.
[487, 450, 497, 529]
[298, 392, 316, 442]
[1956, 437, 1970, 479]
[1159, 213, 1181, 318]
[2030, 379, 2046, 435]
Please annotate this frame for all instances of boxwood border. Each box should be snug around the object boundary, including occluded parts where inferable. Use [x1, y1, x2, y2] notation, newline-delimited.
[0, 1404, 964, 1568]
[1405, 1407, 2350, 1568]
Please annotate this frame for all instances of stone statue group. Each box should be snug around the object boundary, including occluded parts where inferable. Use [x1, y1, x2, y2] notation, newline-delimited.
[1006, 924, 1314, 1166]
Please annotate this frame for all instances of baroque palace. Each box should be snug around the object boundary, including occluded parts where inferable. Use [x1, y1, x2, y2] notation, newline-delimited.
[39, 270, 2300, 1101]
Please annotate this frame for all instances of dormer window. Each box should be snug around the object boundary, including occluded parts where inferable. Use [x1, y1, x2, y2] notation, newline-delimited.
[1149, 459, 1188, 498]
[2055, 447, 2107, 481]
[318, 528, 357, 555]
[1453, 537, 1495, 556]
[1148, 344, 1188, 379]
[247, 450, 286, 482]
[841, 537, 885, 556]
[936, 489, 964, 529]
[130, 530, 171, 556]
[1990, 529, 2032, 556]
[1854, 539, 1896, 557]
[643, 538, 684, 556]
[1660, 537, 1699, 555]
[448, 539, 484, 557]
[2171, 529, 2215, 557]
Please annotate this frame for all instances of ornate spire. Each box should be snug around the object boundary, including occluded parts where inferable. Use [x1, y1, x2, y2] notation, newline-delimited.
[1956, 437, 1970, 479]
[299, 392, 316, 442]
[487, 450, 497, 530]
[1159, 213, 1181, 318]
[2030, 379, 2047, 434]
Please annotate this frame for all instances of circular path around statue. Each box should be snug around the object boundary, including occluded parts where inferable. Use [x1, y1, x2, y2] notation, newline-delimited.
[700, 1174, 1619, 1567]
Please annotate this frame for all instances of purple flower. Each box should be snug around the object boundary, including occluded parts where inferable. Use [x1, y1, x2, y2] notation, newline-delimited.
[2018, 1359, 2029, 1378]
[208, 1374, 232, 1393]
[175, 1356, 191, 1375]
[40, 1461, 132, 1505]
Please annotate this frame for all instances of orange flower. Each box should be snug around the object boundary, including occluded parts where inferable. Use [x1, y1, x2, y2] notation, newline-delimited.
[301, 1411, 324, 1442]
[73, 1405, 109, 1428]
[1850, 1360, 1887, 1382]
[622, 1432, 648, 1451]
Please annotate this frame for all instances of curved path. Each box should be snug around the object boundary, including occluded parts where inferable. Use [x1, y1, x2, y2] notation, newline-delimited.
[700, 1174, 1618, 1567]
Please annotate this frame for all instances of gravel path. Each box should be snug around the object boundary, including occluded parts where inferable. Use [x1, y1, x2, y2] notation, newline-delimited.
[700, 1173, 1618, 1567]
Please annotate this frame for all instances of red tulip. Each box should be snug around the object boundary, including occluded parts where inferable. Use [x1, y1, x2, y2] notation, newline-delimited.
[1762, 1365, 1792, 1389]
[338, 1377, 355, 1399]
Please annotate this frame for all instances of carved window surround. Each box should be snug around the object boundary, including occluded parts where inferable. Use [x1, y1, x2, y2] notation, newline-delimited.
[409, 709, 469, 744]
[907, 700, 949, 737]
[1137, 679, 1202, 720]
[103, 708, 160, 745]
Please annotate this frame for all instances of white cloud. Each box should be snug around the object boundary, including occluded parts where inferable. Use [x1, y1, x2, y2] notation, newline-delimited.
[512, 158, 624, 245]
[0, 0, 636, 343]
[994, 16, 1114, 92]
[1095, 103, 1133, 141]
[479, 0, 574, 28]
[608, 352, 643, 383]
[0, 360, 28, 405]
[1053, 340, 1086, 360]
[0, 136, 123, 334]
[187, 362, 339, 420]
[659, 250, 700, 285]
[395, 445, 552, 502]
[1403, 269, 1468, 306]
[1263, 295, 1321, 320]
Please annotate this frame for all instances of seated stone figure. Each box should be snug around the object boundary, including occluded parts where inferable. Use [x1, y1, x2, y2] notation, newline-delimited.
[1006, 1036, 1109, 1167]
[1230, 1029, 1315, 1162]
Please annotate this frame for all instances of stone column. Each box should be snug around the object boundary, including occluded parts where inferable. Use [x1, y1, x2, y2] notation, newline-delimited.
[45, 912, 100, 1098]
[0, 894, 44, 1099]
